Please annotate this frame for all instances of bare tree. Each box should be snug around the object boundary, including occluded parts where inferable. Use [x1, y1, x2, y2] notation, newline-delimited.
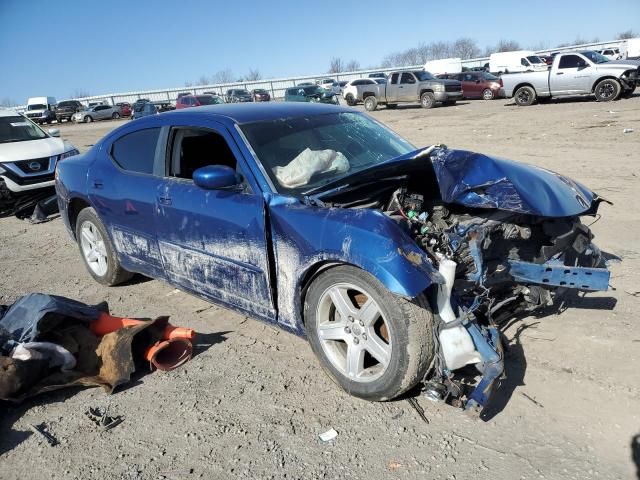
[0, 97, 16, 107]
[212, 69, 235, 84]
[451, 38, 480, 60]
[196, 75, 210, 86]
[495, 39, 521, 52]
[617, 30, 638, 40]
[573, 37, 588, 45]
[71, 88, 91, 99]
[184, 81, 193, 87]
[345, 60, 360, 72]
[244, 69, 262, 81]
[328, 57, 344, 74]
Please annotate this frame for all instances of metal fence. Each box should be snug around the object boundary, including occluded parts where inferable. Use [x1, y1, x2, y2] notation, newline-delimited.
[7, 39, 627, 111]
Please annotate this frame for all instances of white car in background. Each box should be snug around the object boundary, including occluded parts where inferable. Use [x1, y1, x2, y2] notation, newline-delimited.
[0, 110, 79, 215]
[599, 48, 622, 60]
[341, 78, 383, 106]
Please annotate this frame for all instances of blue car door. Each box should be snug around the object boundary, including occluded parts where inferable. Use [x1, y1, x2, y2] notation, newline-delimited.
[154, 121, 275, 321]
[88, 126, 167, 278]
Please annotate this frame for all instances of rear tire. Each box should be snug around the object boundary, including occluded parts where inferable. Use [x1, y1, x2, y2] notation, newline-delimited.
[514, 86, 536, 106]
[363, 96, 378, 111]
[304, 265, 434, 401]
[111, 112, 120, 119]
[420, 92, 435, 108]
[75, 207, 132, 286]
[594, 78, 620, 102]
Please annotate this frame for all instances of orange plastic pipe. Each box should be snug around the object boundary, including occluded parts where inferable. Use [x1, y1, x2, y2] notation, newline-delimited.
[144, 338, 193, 371]
[90, 313, 195, 341]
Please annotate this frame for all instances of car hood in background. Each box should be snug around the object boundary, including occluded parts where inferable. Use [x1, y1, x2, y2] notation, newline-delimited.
[430, 148, 596, 217]
[0, 137, 66, 162]
[603, 59, 640, 68]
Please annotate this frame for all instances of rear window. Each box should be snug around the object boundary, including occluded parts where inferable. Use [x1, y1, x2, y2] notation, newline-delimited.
[110, 128, 161, 175]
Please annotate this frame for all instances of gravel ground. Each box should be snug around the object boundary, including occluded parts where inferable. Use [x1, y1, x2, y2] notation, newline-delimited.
[1, 95, 639, 480]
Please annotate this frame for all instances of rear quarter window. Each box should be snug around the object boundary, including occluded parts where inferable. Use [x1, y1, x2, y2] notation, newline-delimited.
[110, 128, 161, 175]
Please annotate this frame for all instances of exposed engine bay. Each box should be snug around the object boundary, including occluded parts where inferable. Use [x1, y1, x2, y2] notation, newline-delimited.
[312, 150, 611, 414]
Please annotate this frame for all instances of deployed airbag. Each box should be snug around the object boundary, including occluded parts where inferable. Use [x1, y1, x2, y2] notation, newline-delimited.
[274, 148, 349, 188]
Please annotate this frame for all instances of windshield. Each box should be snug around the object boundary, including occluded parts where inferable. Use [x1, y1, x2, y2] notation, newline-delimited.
[196, 95, 220, 105]
[0, 116, 48, 144]
[581, 51, 609, 64]
[28, 104, 46, 110]
[414, 71, 435, 81]
[241, 112, 414, 194]
[303, 86, 324, 95]
[526, 56, 544, 64]
[481, 72, 499, 81]
[235, 90, 250, 95]
[254, 89, 267, 94]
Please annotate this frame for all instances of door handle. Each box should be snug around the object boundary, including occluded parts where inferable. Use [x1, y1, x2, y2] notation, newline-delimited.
[158, 196, 172, 206]
[556, 72, 564, 75]
[399, 86, 404, 88]
[92, 180, 103, 189]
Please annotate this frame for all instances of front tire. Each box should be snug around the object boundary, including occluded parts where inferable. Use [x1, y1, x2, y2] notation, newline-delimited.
[84, 115, 93, 123]
[514, 86, 536, 106]
[594, 78, 621, 102]
[76, 207, 132, 286]
[304, 265, 434, 401]
[111, 112, 120, 119]
[482, 88, 494, 100]
[420, 92, 435, 108]
[363, 96, 378, 111]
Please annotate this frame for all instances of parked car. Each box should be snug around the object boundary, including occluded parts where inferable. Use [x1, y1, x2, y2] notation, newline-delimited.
[599, 48, 622, 60]
[56, 100, 83, 123]
[296, 82, 315, 87]
[25, 97, 57, 125]
[333, 80, 349, 95]
[437, 71, 503, 100]
[1, 109, 78, 217]
[251, 89, 271, 102]
[342, 79, 383, 106]
[176, 92, 192, 99]
[317, 78, 336, 91]
[72, 104, 121, 123]
[225, 89, 253, 103]
[116, 102, 132, 117]
[284, 85, 338, 104]
[55, 103, 611, 412]
[176, 95, 223, 109]
[489, 51, 548, 74]
[360, 70, 463, 110]
[502, 51, 639, 106]
[368, 73, 387, 79]
[131, 102, 158, 120]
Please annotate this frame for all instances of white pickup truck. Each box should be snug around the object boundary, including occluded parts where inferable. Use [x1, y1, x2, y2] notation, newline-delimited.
[502, 50, 639, 106]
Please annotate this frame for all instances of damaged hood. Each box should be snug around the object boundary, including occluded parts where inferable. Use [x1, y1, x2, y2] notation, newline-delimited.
[430, 149, 596, 217]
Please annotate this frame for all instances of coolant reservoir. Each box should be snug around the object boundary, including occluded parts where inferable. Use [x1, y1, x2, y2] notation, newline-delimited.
[436, 256, 482, 371]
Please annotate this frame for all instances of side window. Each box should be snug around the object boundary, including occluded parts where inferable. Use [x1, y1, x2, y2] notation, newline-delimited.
[464, 74, 474, 81]
[390, 73, 399, 84]
[169, 128, 238, 181]
[110, 128, 161, 175]
[521, 58, 529, 67]
[558, 55, 584, 69]
[400, 73, 416, 84]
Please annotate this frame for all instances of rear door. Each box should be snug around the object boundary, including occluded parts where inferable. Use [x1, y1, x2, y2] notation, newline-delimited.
[154, 120, 275, 319]
[386, 73, 400, 102]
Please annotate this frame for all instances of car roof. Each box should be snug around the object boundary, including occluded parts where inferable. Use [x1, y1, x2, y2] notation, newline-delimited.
[157, 102, 350, 125]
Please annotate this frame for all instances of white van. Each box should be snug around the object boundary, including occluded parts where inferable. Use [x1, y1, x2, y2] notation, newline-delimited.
[489, 51, 548, 74]
[25, 96, 57, 125]
[623, 37, 640, 59]
[423, 58, 462, 75]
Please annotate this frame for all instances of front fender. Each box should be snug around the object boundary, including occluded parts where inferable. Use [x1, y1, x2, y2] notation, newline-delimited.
[267, 195, 442, 330]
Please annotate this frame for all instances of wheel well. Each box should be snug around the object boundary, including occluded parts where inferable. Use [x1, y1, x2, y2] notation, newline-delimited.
[67, 198, 91, 238]
[299, 261, 356, 325]
[419, 89, 434, 96]
[591, 76, 620, 92]
[362, 91, 376, 99]
[513, 83, 536, 94]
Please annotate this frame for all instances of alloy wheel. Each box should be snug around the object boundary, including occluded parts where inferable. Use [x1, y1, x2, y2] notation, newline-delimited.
[79, 221, 108, 276]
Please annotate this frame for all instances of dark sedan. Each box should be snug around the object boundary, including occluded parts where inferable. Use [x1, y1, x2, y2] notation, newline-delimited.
[251, 89, 271, 102]
[225, 89, 253, 103]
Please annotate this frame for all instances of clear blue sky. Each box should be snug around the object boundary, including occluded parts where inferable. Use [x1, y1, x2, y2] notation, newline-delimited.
[1, 0, 638, 103]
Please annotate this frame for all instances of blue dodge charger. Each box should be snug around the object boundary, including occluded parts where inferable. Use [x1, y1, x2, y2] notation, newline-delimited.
[55, 103, 610, 411]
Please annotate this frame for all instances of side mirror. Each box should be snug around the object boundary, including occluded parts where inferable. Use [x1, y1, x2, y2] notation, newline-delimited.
[193, 165, 241, 190]
[48, 129, 60, 137]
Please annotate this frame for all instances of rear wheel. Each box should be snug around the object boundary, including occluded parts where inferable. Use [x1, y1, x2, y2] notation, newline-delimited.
[345, 93, 355, 106]
[514, 86, 536, 106]
[111, 112, 120, 119]
[363, 96, 378, 111]
[76, 207, 132, 286]
[420, 92, 435, 108]
[304, 265, 434, 401]
[594, 78, 620, 102]
[482, 88, 494, 100]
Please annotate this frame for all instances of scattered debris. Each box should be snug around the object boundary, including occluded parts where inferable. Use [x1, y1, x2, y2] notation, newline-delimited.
[318, 428, 338, 442]
[520, 392, 544, 408]
[387, 460, 402, 470]
[625, 290, 640, 297]
[85, 406, 124, 430]
[623, 128, 634, 133]
[29, 423, 58, 446]
[406, 397, 429, 424]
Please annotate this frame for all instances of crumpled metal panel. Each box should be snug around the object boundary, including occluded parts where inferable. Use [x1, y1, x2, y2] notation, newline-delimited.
[430, 149, 596, 217]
